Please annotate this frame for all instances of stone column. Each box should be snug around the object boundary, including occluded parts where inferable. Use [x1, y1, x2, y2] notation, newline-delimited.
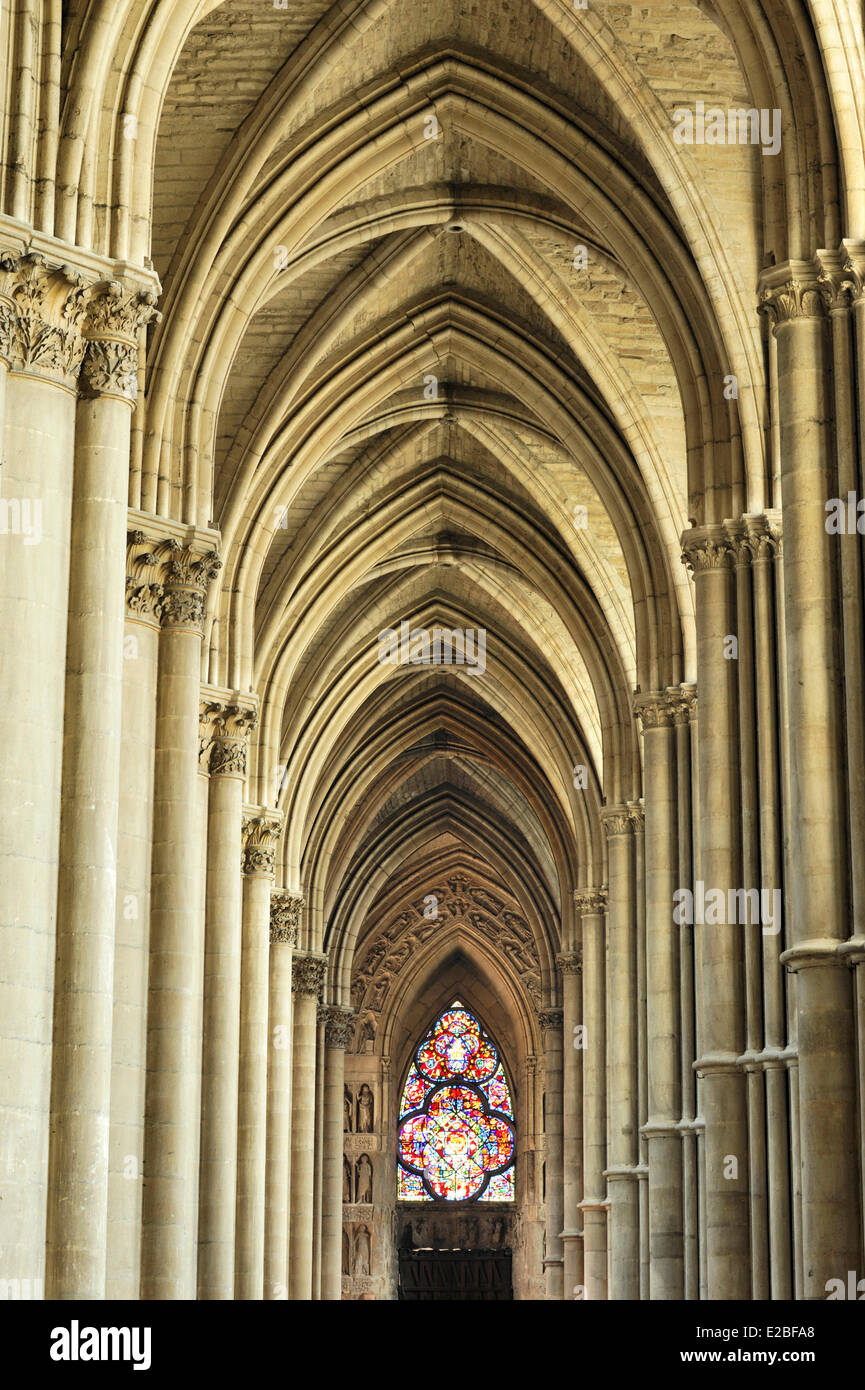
[635, 694, 684, 1300]
[140, 541, 221, 1300]
[312, 1008, 326, 1299]
[630, 800, 649, 1299]
[289, 950, 327, 1300]
[760, 269, 860, 1295]
[681, 526, 750, 1299]
[107, 541, 162, 1298]
[601, 807, 640, 1299]
[47, 282, 157, 1299]
[320, 1007, 354, 1301]
[577, 888, 608, 1300]
[263, 890, 301, 1300]
[0, 253, 86, 1293]
[540, 1006, 564, 1299]
[235, 811, 282, 1299]
[744, 513, 792, 1300]
[673, 685, 699, 1300]
[197, 698, 257, 1299]
[558, 949, 583, 1297]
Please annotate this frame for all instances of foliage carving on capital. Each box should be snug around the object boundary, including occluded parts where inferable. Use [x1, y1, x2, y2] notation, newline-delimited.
[292, 951, 327, 998]
[739, 512, 783, 561]
[627, 802, 644, 830]
[600, 805, 632, 837]
[242, 811, 282, 877]
[758, 277, 825, 327]
[6, 253, 89, 382]
[159, 540, 221, 630]
[573, 887, 607, 915]
[667, 684, 697, 725]
[204, 704, 258, 777]
[80, 281, 159, 401]
[81, 338, 140, 401]
[323, 1006, 355, 1050]
[633, 691, 677, 730]
[270, 889, 303, 946]
[538, 1007, 564, 1032]
[556, 950, 582, 976]
[681, 526, 734, 575]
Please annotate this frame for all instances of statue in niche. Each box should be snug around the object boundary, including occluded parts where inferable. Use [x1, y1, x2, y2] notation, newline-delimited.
[343, 1156, 352, 1204]
[354, 1225, 371, 1278]
[343, 1085, 352, 1132]
[342, 1228, 351, 1276]
[355, 1153, 373, 1204]
[357, 1083, 374, 1133]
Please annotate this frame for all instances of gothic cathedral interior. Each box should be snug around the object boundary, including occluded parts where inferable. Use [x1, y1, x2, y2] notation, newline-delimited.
[1, 0, 865, 1310]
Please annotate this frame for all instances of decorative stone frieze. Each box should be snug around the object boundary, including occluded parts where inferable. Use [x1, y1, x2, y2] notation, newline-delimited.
[292, 952, 327, 999]
[242, 810, 282, 877]
[270, 890, 303, 946]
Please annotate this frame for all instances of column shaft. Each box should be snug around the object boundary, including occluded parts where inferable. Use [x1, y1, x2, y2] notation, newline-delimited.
[0, 362, 75, 1292]
[541, 1008, 564, 1299]
[263, 891, 299, 1299]
[559, 950, 583, 1296]
[289, 951, 326, 1300]
[602, 810, 639, 1299]
[636, 699, 683, 1299]
[140, 547, 219, 1299]
[579, 891, 608, 1300]
[235, 815, 281, 1299]
[682, 528, 750, 1298]
[321, 1009, 353, 1300]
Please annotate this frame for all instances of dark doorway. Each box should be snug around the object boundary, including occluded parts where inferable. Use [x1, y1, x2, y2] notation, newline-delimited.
[398, 1249, 513, 1300]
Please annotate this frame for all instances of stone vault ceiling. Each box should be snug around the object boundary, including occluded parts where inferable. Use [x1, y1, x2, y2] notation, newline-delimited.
[47, 0, 858, 1006]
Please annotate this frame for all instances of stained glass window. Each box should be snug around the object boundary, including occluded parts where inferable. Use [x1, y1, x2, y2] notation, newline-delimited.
[397, 1004, 515, 1202]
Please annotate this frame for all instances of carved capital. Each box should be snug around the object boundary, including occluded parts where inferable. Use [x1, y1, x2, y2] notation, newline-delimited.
[681, 524, 734, 575]
[242, 810, 282, 876]
[556, 950, 582, 976]
[1, 253, 93, 384]
[734, 510, 783, 561]
[667, 683, 697, 725]
[322, 1006, 355, 1050]
[758, 269, 825, 328]
[538, 1007, 564, 1032]
[600, 804, 632, 837]
[200, 700, 258, 777]
[270, 889, 303, 946]
[572, 887, 607, 915]
[159, 539, 220, 631]
[633, 690, 677, 730]
[627, 800, 644, 831]
[292, 951, 327, 999]
[81, 282, 159, 401]
[815, 246, 865, 311]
